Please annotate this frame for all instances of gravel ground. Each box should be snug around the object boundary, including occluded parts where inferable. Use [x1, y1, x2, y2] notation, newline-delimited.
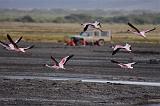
[0, 42, 160, 106]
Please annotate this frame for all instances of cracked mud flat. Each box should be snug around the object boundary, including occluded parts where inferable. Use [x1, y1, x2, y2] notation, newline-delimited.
[0, 42, 160, 106]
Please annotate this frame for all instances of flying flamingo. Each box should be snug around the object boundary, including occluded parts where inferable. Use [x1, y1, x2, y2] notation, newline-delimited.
[0, 34, 34, 52]
[111, 60, 136, 69]
[45, 55, 74, 69]
[128, 22, 156, 38]
[81, 21, 102, 32]
[0, 34, 22, 45]
[112, 43, 132, 55]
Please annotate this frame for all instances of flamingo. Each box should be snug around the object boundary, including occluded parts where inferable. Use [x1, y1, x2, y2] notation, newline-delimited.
[0, 34, 34, 52]
[45, 55, 74, 69]
[81, 21, 102, 32]
[111, 60, 136, 69]
[0, 34, 22, 45]
[112, 43, 132, 55]
[128, 22, 156, 38]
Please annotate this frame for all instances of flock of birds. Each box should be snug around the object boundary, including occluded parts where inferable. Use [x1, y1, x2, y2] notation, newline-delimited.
[81, 21, 156, 69]
[0, 21, 156, 69]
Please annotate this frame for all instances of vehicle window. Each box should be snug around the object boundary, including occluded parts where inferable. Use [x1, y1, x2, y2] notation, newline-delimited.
[88, 32, 93, 36]
[81, 32, 88, 36]
[81, 31, 93, 37]
[94, 31, 99, 36]
[101, 31, 108, 36]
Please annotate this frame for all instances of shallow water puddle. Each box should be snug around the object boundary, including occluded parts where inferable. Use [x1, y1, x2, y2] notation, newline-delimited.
[0, 97, 90, 103]
[1, 75, 160, 87]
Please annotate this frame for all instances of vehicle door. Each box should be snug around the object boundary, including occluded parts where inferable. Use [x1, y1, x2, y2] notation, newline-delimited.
[83, 31, 94, 43]
[93, 30, 100, 42]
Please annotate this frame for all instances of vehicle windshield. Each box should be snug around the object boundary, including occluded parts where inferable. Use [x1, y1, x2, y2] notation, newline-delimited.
[80, 31, 93, 37]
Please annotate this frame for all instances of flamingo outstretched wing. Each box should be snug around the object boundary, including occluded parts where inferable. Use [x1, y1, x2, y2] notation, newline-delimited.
[83, 24, 92, 32]
[144, 27, 156, 33]
[7, 34, 19, 48]
[51, 56, 59, 66]
[112, 48, 121, 55]
[15, 36, 23, 43]
[128, 22, 140, 33]
[127, 62, 136, 66]
[97, 22, 102, 28]
[0, 41, 9, 48]
[111, 60, 120, 64]
[59, 55, 74, 66]
[24, 45, 34, 50]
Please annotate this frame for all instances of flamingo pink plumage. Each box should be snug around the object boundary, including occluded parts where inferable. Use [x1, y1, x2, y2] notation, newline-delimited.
[0, 34, 34, 52]
[111, 60, 136, 69]
[112, 43, 132, 55]
[45, 55, 74, 69]
[128, 22, 156, 38]
[81, 21, 102, 32]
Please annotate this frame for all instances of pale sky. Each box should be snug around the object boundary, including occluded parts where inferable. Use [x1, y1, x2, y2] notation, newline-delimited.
[0, 0, 159, 11]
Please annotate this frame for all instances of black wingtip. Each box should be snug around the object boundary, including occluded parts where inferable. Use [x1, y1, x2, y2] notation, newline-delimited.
[130, 47, 132, 51]
[112, 48, 120, 56]
[153, 27, 156, 30]
[83, 24, 89, 32]
[51, 56, 54, 59]
[83, 28, 87, 32]
[128, 22, 133, 27]
[69, 54, 74, 58]
[111, 60, 115, 63]
[7, 34, 11, 38]
[30, 45, 34, 48]
[98, 23, 102, 27]
[66, 54, 74, 61]
[28, 45, 34, 49]
[18, 36, 23, 42]
[112, 52, 115, 55]
[6, 34, 19, 48]
[111, 60, 119, 64]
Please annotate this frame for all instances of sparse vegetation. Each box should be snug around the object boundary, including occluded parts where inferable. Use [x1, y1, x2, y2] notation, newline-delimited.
[0, 9, 160, 24]
[15, 15, 35, 22]
[0, 22, 159, 43]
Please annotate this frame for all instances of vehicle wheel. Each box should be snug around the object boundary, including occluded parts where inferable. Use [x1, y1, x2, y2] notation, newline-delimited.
[98, 39, 105, 46]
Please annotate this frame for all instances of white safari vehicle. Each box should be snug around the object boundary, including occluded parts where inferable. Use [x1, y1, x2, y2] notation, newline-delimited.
[65, 29, 111, 46]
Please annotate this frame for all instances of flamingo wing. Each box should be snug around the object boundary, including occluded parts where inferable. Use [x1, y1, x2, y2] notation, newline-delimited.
[59, 55, 74, 65]
[7, 34, 19, 48]
[112, 48, 121, 55]
[111, 60, 120, 64]
[128, 22, 140, 33]
[83, 24, 90, 32]
[144, 27, 156, 33]
[15, 36, 23, 43]
[51, 56, 59, 66]
[96, 27, 103, 32]
[97, 22, 102, 28]
[128, 62, 136, 65]
[0, 41, 9, 48]
[24, 45, 34, 50]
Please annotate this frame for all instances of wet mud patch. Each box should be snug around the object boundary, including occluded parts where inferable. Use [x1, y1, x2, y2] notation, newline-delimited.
[0, 78, 160, 106]
[133, 50, 160, 55]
